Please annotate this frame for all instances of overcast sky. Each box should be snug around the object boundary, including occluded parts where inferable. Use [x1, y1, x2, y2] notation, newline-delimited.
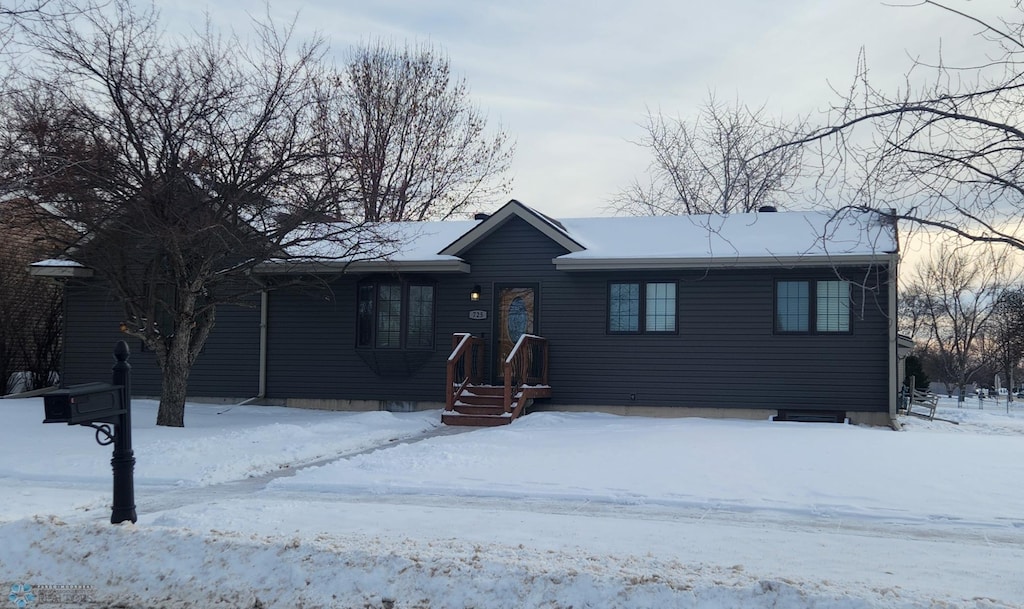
[169, 0, 1006, 219]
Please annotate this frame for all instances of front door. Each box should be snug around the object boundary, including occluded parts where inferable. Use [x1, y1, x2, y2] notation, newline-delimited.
[496, 285, 537, 375]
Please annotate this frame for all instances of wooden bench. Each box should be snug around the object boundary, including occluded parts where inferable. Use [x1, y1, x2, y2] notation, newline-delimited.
[905, 388, 939, 420]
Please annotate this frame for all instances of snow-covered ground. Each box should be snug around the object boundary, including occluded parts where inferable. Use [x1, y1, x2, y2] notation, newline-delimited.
[1, 396, 1022, 608]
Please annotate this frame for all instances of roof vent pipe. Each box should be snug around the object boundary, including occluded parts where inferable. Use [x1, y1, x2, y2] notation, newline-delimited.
[758, 206, 777, 213]
[474, 212, 490, 221]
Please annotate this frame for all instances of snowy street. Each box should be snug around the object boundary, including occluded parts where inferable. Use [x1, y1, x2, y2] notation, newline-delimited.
[1, 397, 1022, 608]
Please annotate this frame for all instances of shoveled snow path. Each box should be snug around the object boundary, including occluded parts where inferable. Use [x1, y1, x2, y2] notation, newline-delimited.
[131, 422, 476, 515]
[100, 421, 1020, 552]
[6, 402, 1023, 607]
[81, 424, 1023, 606]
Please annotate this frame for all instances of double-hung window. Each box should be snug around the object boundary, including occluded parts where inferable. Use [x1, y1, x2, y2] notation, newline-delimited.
[775, 279, 850, 333]
[608, 281, 677, 334]
[357, 281, 436, 349]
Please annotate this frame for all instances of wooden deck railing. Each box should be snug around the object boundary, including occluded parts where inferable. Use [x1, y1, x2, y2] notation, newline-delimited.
[503, 334, 549, 413]
[446, 333, 485, 411]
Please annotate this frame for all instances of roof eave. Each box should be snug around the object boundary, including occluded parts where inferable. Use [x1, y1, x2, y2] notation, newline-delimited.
[554, 253, 894, 271]
[254, 259, 471, 275]
[28, 263, 94, 278]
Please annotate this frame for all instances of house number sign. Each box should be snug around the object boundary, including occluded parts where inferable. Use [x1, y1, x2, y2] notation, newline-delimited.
[469, 310, 487, 320]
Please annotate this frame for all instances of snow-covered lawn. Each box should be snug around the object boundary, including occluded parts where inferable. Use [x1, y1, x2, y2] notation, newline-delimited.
[1, 396, 1022, 608]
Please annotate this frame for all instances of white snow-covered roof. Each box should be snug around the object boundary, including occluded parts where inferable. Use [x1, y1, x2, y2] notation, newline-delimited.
[256, 204, 897, 274]
[555, 209, 897, 270]
[28, 258, 94, 278]
[30, 258, 86, 267]
[257, 220, 480, 274]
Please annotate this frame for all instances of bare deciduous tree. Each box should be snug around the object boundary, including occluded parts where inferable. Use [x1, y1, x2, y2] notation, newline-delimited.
[983, 287, 1024, 401]
[902, 244, 1016, 403]
[615, 94, 805, 216]
[327, 41, 514, 222]
[0, 0, 385, 426]
[0, 200, 62, 394]
[898, 284, 928, 340]
[784, 1, 1024, 249]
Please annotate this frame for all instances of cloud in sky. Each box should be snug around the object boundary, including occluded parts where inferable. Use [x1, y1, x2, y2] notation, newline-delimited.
[167, 0, 1008, 218]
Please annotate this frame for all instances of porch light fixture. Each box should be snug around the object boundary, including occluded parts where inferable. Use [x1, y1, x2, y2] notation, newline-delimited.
[470, 285, 482, 301]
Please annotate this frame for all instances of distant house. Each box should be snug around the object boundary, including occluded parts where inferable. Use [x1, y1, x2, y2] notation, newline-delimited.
[1, 199, 64, 394]
[40, 200, 900, 425]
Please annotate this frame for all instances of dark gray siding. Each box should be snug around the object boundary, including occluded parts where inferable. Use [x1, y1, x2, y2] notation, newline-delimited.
[543, 267, 890, 413]
[264, 215, 570, 401]
[82, 213, 889, 413]
[265, 280, 448, 401]
[456, 216, 889, 413]
[262, 214, 891, 413]
[62, 281, 260, 397]
[263, 271, 497, 402]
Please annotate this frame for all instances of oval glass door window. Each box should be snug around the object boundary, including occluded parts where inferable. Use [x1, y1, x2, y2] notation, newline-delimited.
[507, 297, 527, 344]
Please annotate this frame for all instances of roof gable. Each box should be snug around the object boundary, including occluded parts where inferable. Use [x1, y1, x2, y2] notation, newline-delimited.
[439, 199, 585, 257]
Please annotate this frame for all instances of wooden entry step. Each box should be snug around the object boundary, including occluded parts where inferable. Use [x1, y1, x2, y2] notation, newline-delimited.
[443, 384, 514, 427]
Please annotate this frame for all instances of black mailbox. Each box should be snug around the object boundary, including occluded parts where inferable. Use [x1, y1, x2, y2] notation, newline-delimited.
[44, 382, 125, 424]
[42, 342, 137, 524]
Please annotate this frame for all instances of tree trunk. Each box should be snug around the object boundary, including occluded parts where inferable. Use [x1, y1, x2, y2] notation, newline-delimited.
[151, 294, 214, 427]
[155, 338, 192, 427]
